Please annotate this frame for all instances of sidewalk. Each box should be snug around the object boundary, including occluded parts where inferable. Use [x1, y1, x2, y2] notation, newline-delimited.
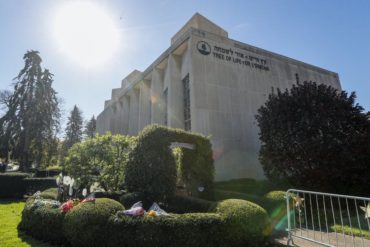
[274, 229, 370, 247]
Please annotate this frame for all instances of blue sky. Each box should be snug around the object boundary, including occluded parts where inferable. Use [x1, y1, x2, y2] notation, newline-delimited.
[0, 0, 369, 127]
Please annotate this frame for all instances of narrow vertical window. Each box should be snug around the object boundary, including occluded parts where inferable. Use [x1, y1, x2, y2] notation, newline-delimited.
[183, 74, 191, 131]
[163, 88, 168, 126]
[295, 73, 300, 84]
[148, 98, 152, 124]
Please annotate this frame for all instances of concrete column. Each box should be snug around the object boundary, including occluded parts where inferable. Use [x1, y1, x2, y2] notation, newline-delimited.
[138, 80, 151, 131]
[128, 88, 139, 136]
[96, 112, 104, 134]
[120, 96, 129, 135]
[167, 54, 184, 129]
[109, 104, 118, 134]
[101, 107, 112, 134]
[150, 68, 164, 124]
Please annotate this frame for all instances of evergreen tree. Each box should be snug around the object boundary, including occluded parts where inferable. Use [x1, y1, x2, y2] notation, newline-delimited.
[84, 115, 96, 139]
[256, 81, 370, 195]
[0, 50, 60, 169]
[32, 69, 60, 165]
[64, 105, 83, 150]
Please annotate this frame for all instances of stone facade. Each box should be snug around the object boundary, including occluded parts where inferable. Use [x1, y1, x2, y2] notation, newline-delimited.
[96, 13, 341, 181]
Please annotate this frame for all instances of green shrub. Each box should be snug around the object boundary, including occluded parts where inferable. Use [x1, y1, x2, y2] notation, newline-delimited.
[202, 189, 263, 204]
[63, 198, 124, 246]
[0, 173, 29, 198]
[214, 178, 290, 196]
[262, 191, 288, 232]
[34, 168, 61, 177]
[125, 125, 214, 202]
[165, 194, 215, 213]
[256, 82, 370, 196]
[214, 199, 270, 246]
[20, 198, 65, 243]
[40, 188, 58, 200]
[119, 192, 146, 208]
[93, 190, 125, 202]
[24, 177, 57, 194]
[263, 191, 286, 212]
[65, 133, 136, 192]
[107, 213, 225, 247]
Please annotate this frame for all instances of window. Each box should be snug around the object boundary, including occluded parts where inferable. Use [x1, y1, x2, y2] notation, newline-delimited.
[183, 74, 191, 131]
[164, 88, 168, 126]
[148, 98, 152, 123]
[295, 73, 300, 84]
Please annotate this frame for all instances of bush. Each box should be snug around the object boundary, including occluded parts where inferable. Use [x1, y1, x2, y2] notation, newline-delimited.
[20, 198, 65, 243]
[213, 199, 270, 246]
[203, 189, 263, 205]
[0, 172, 29, 198]
[256, 82, 370, 196]
[214, 178, 290, 196]
[262, 191, 288, 232]
[93, 190, 125, 202]
[263, 191, 286, 212]
[40, 187, 58, 200]
[65, 133, 135, 191]
[165, 194, 214, 213]
[20, 195, 271, 246]
[125, 125, 214, 202]
[34, 168, 61, 177]
[63, 198, 124, 246]
[119, 192, 146, 209]
[24, 177, 57, 194]
[107, 213, 225, 247]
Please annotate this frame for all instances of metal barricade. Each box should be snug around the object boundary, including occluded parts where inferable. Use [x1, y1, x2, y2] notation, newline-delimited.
[286, 189, 370, 247]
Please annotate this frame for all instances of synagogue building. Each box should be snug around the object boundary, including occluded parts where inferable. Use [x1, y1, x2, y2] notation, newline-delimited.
[96, 13, 341, 181]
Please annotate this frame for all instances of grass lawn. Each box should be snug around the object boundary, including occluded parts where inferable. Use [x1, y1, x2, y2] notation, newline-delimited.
[0, 199, 51, 247]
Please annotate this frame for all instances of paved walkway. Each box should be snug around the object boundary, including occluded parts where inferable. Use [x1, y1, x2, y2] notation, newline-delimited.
[275, 229, 370, 247]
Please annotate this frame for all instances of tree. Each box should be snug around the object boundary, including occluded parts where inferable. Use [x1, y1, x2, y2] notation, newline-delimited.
[256, 82, 370, 196]
[0, 50, 60, 169]
[84, 115, 96, 139]
[64, 133, 135, 191]
[64, 105, 83, 150]
[0, 90, 12, 116]
[32, 69, 61, 166]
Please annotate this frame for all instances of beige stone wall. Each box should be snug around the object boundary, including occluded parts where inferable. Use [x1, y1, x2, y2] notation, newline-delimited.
[96, 14, 341, 181]
[190, 32, 340, 180]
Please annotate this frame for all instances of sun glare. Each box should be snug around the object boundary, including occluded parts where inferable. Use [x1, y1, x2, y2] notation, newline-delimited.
[53, 2, 119, 68]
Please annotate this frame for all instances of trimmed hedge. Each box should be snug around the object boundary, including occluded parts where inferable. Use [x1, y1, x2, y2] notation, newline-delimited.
[263, 191, 286, 212]
[24, 177, 57, 194]
[34, 168, 61, 178]
[214, 178, 290, 196]
[120, 193, 215, 213]
[120, 192, 147, 209]
[0, 172, 29, 198]
[202, 189, 263, 205]
[21, 196, 271, 246]
[165, 194, 215, 213]
[93, 190, 125, 202]
[107, 213, 225, 247]
[125, 125, 214, 202]
[20, 198, 65, 244]
[63, 198, 124, 246]
[262, 191, 288, 232]
[40, 187, 58, 200]
[213, 199, 270, 247]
